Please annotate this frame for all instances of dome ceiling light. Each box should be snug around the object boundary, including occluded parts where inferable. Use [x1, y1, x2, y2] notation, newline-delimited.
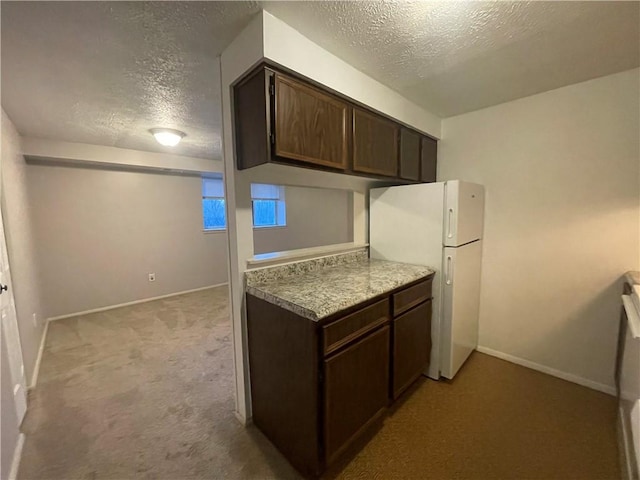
[149, 128, 186, 147]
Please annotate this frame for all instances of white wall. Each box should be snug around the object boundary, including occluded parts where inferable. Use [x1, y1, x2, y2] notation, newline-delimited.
[253, 186, 353, 255]
[1, 109, 46, 384]
[27, 163, 228, 319]
[439, 68, 640, 392]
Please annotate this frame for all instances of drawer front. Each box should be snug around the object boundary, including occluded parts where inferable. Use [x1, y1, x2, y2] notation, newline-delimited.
[393, 279, 432, 316]
[323, 299, 390, 355]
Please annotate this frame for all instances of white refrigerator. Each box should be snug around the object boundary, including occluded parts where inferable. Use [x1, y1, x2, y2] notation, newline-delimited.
[369, 180, 485, 380]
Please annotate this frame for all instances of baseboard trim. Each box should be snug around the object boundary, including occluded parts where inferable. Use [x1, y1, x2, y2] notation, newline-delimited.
[234, 410, 249, 426]
[476, 346, 616, 396]
[47, 283, 229, 322]
[29, 319, 50, 390]
[8, 433, 25, 480]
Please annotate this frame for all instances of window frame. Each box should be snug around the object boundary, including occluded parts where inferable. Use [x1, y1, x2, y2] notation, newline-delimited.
[251, 184, 286, 229]
[202, 177, 226, 232]
[200, 180, 287, 232]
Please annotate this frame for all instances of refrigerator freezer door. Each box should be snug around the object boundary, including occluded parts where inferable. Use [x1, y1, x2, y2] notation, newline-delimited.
[441, 240, 482, 379]
[444, 181, 485, 247]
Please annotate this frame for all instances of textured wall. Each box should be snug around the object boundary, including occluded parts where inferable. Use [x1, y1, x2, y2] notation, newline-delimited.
[1, 109, 46, 385]
[253, 186, 353, 255]
[27, 164, 228, 319]
[439, 68, 640, 391]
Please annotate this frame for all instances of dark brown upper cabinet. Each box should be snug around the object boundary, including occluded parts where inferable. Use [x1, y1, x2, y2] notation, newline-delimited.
[274, 73, 348, 170]
[421, 136, 438, 183]
[233, 63, 437, 182]
[234, 67, 271, 170]
[399, 128, 421, 181]
[352, 108, 399, 177]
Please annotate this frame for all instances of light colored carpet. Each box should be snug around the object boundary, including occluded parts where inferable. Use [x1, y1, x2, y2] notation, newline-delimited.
[20, 287, 620, 480]
[19, 286, 299, 480]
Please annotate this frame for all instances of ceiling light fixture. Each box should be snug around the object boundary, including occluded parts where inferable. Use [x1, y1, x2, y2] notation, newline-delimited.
[150, 128, 186, 147]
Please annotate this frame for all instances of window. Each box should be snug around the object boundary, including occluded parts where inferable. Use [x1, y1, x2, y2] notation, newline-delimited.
[251, 184, 286, 228]
[201, 180, 286, 231]
[202, 177, 226, 230]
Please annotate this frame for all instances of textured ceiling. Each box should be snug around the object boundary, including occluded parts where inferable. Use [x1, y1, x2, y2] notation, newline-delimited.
[1, 1, 260, 159]
[263, 1, 640, 117]
[1, 1, 638, 159]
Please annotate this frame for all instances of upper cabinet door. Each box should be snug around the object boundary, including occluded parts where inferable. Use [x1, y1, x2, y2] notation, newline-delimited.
[420, 136, 438, 183]
[352, 108, 399, 177]
[274, 73, 348, 170]
[399, 128, 420, 181]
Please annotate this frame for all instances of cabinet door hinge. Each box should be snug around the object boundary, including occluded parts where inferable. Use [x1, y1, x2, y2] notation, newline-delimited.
[270, 133, 275, 145]
[269, 83, 275, 96]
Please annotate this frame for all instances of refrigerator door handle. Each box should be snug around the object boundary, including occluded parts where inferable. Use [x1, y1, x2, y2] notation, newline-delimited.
[447, 208, 454, 239]
[445, 255, 453, 285]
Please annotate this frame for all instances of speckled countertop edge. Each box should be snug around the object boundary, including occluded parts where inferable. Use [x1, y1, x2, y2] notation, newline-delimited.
[245, 249, 368, 286]
[246, 256, 435, 322]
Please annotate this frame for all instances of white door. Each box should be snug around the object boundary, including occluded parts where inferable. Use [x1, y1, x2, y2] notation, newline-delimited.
[0, 174, 28, 426]
[444, 181, 485, 247]
[440, 240, 482, 379]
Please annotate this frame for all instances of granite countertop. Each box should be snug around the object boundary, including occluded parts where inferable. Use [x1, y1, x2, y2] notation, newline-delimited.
[626, 271, 640, 286]
[246, 258, 435, 322]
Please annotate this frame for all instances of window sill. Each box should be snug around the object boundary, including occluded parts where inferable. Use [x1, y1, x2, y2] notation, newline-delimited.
[253, 225, 287, 230]
[203, 229, 226, 234]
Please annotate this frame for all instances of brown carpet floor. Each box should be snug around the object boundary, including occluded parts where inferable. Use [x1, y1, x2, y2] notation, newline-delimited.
[335, 354, 620, 480]
[19, 286, 620, 480]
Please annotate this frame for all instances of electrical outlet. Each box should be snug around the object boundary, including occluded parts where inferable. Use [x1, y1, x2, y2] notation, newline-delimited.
[148, 273, 156, 282]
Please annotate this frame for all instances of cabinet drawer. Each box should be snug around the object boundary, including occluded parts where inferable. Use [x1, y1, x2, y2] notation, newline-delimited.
[393, 279, 432, 316]
[323, 299, 390, 356]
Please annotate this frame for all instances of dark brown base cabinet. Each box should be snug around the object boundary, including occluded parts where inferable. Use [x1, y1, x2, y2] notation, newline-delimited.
[234, 63, 438, 183]
[246, 275, 433, 477]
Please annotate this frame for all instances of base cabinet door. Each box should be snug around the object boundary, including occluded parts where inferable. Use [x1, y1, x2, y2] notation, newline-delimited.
[392, 301, 432, 399]
[323, 325, 390, 464]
